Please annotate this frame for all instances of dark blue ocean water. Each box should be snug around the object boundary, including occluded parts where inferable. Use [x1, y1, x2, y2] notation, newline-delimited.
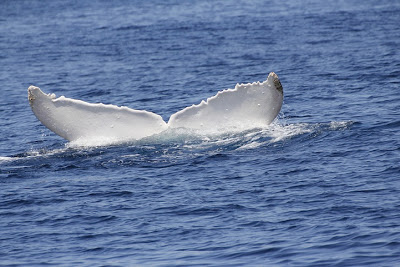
[1, 0, 400, 266]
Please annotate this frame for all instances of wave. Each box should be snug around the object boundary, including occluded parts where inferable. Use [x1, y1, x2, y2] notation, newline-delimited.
[0, 156, 15, 162]
[0, 120, 354, 164]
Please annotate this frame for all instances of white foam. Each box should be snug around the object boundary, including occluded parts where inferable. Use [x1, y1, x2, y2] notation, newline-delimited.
[329, 121, 353, 130]
[64, 120, 320, 150]
[0, 156, 15, 162]
[0, 147, 74, 163]
[2, 120, 354, 162]
[266, 122, 313, 142]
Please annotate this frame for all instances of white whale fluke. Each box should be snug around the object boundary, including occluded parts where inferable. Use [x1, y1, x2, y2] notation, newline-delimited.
[28, 72, 283, 143]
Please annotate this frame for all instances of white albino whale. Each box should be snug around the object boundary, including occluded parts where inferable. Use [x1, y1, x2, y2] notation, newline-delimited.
[28, 72, 283, 143]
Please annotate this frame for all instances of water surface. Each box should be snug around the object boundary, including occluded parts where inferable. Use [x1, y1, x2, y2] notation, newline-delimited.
[1, 0, 400, 266]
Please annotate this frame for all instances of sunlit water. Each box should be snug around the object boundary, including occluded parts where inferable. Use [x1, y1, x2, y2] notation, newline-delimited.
[1, 0, 400, 266]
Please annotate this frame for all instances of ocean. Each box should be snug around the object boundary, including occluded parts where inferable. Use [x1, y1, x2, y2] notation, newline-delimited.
[1, 0, 400, 266]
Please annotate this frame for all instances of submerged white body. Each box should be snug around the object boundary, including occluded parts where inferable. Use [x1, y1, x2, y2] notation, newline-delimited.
[28, 72, 283, 143]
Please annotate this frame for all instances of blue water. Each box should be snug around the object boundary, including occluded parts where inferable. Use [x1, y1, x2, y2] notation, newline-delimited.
[1, 0, 400, 266]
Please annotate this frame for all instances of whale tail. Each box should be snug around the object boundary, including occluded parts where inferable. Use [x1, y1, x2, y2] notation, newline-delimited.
[28, 72, 283, 143]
